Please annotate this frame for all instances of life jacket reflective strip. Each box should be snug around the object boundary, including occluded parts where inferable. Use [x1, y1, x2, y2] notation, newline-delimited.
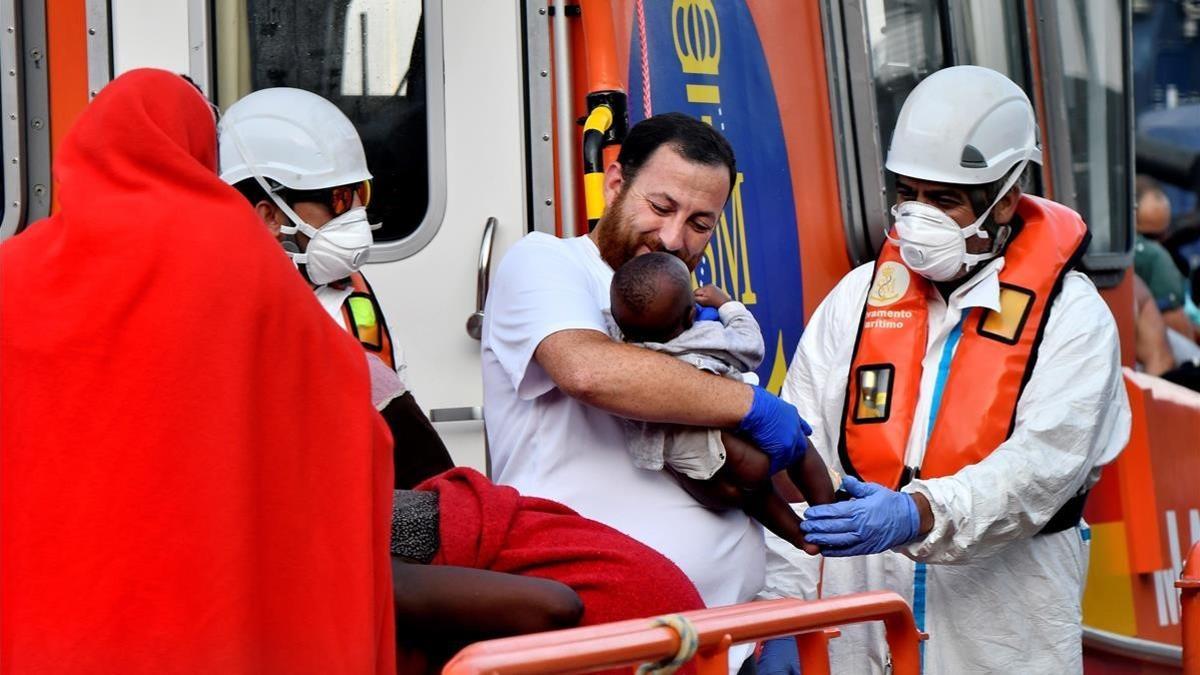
[338, 271, 396, 370]
[838, 195, 1089, 489]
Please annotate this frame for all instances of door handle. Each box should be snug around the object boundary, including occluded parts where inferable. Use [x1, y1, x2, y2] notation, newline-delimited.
[429, 406, 484, 423]
[466, 217, 498, 340]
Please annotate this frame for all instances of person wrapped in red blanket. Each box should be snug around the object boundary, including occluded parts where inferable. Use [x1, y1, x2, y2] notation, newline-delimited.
[392, 467, 705, 672]
[0, 69, 395, 674]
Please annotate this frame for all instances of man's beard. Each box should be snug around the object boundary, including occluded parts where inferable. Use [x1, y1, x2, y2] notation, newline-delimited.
[594, 188, 704, 271]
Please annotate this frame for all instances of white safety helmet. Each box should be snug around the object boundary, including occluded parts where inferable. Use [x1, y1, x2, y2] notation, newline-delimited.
[218, 87, 371, 191]
[885, 65, 1041, 186]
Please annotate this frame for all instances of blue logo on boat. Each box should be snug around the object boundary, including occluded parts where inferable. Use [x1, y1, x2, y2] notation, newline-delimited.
[627, 0, 804, 388]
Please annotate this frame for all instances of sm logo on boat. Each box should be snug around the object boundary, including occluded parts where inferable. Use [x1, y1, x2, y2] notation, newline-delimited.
[628, 0, 805, 389]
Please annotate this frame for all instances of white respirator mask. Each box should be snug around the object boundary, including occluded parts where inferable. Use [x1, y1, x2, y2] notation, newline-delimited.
[222, 122, 373, 285]
[886, 161, 1027, 282]
[286, 206, 373, 285]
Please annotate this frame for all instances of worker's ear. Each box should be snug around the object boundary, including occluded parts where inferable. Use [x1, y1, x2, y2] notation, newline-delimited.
[254, 200, 284, 239]
[993, 185, 1022, 226]
[603, 161, 625, 206]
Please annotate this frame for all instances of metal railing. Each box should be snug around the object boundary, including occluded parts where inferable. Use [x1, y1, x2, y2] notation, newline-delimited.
[443, 591, 922, 674]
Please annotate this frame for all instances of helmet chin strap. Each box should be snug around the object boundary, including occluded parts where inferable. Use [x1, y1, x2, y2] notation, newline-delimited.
[966, 155, 1031, 266]
[225, 123, 321, 261]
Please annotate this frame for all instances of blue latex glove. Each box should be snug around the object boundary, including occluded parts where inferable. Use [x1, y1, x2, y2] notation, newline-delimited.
[800, 476, 921, 556]
[695, 304, 721, 322]
[756, 637, 801, 675]
[736, 386, 812, 475]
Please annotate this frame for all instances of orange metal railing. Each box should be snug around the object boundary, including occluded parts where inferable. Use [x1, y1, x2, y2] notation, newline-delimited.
[443, 591, 922, 674]
[1180, 540, 1200, 675]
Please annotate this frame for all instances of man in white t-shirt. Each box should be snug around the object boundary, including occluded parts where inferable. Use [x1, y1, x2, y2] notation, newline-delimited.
[481, 113, 811, 616]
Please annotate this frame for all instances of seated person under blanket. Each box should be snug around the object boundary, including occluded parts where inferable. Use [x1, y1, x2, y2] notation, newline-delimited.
[389, 467, 704, 674]
[610, 253, 837, 553]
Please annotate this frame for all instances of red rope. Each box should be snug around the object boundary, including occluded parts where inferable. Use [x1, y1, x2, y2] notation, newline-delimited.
[636, 0, 652, 117]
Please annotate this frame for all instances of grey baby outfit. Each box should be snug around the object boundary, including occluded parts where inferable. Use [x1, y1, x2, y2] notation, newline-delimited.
[624, 301, 764, 479]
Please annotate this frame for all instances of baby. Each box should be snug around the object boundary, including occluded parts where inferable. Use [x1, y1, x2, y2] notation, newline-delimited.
[610, 252, 836, 553]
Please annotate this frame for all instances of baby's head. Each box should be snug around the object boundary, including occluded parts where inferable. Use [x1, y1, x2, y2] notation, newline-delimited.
[611, 252, 695, 343]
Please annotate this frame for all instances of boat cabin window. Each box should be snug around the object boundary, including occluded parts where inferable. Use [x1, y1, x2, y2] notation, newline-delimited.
[949, 1, 1032, 86]
[863, 0, 1041, 200]
[1039, 0, 1133, 269]
[861, 0, 946, 183]
[214, 0, 442, 257]
[839, 0, 1131, 282]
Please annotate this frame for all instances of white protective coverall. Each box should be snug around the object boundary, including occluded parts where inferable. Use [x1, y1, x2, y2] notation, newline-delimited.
[764, 258, 1131, 673]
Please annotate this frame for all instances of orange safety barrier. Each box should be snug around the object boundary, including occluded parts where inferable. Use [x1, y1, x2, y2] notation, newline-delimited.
[1181, 540, 1200, 675]
[443, 591, 922, 675]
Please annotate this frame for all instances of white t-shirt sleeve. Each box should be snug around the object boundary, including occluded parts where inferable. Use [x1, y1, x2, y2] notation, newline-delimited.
[485, 234, 611, 400]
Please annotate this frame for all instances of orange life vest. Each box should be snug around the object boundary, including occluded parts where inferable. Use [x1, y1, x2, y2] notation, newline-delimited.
[336, 272, 396, 370]
[838, 195, 1089, 489]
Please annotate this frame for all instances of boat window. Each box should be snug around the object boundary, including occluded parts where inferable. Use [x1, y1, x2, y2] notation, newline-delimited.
[950, 1, 1032, 92]
[214, 0, 443, 258]
[862, 0, 947, 182]
[832, 0, 952, 260]
[833, 0, 1047, 263]
[865, 0, 1042, 201]
[1041, 0, 1132, 264]
[948, 1, 1044, 195]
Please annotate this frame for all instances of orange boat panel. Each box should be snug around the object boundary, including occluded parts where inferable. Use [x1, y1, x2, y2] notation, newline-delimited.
[46, 0, 91, 215]
[746, 0, 850, 319]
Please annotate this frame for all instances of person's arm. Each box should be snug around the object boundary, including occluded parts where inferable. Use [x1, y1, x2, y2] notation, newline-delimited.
[670, 432, 821, 554]
[489, 235, 805, 470]
[383, 391, 455, 489]
[540, 330, 810, 479]
[1142, 244, 1195, 340]
[784, 446, 836, 506]
[743, 486, 819, 555]
[720, 304, 767, 372]
[693, 284, 766, 371]
[899, 275, 1131, 564]
[489, 235, 754, 425]
[391, 558, 583, 639]
[1163, 307, 1196, 342]
[1133, 275, 1176, 376]
[535, 329, 753, 426]
[670, 467, 746, 510]
[758, 265, 873, 601]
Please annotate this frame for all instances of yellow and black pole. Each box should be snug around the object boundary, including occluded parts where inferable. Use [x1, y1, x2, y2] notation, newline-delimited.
[580, 91, 627, 231]
[582, 105, 612, 230]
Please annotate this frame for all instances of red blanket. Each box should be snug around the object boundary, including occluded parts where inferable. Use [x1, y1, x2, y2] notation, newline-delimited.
[1, 70, 395, 674]
[414, 468, 704, 670]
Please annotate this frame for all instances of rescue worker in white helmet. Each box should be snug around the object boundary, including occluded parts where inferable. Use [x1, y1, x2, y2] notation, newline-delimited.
[218, 87, 453, 489]
[757, 65, 1131, 673]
